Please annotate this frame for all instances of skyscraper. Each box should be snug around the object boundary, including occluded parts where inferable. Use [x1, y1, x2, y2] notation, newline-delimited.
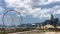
[51, 14, 54, 21]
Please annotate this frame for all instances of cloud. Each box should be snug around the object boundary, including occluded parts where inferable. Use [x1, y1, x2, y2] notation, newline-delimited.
[0, 0, 3, 2]
[0, 7, 4, 12]
[5, 0, 60, 8]
[29, 0, 60, 7]
[31, 8, 51, 20]
[0, 14, 3, 18]
[5, 0, 30, 8]
[53, 9, 60, 14]
[50, 6, 60, 14]
[4, 0, 60, 20]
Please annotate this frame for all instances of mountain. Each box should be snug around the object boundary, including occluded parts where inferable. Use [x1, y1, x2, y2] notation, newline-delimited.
[8, 25, 16, 28]
[0, 24, 7, 28]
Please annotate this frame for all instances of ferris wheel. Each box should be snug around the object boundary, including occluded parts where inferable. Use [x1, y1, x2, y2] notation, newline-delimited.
[2, 9, 22, 26]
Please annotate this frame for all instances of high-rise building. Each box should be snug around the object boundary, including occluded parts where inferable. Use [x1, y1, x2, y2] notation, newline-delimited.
[51, 14, 54, 21]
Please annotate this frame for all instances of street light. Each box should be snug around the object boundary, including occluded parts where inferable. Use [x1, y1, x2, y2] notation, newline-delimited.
[2, 9, 22, 34]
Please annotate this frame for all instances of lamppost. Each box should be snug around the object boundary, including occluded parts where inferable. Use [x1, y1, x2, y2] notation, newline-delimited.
[2, 9, 22, 34]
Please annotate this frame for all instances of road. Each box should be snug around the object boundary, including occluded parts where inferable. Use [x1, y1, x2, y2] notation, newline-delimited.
[9, 30, 60, 34]
[9, 32, 60, 34]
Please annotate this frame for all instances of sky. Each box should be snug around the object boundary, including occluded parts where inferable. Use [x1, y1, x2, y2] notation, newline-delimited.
[0, 0, 60, 25]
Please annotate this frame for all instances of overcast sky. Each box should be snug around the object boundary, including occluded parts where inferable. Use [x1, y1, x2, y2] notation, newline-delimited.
[0, 0, 60, 25]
